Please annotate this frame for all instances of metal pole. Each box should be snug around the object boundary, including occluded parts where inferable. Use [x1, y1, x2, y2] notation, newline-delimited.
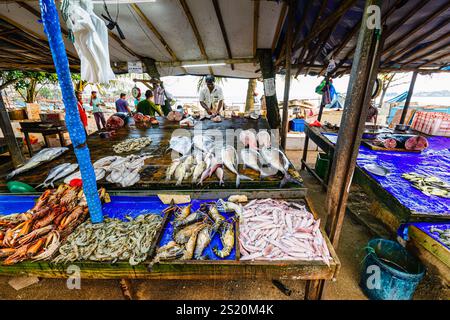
[0, 91, 25, 167]
[399, 71, 418, 125]
[280, 0, 295, 150]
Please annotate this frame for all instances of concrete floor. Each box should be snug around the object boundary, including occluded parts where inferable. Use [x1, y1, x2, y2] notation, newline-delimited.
[0, 151, 448, 300]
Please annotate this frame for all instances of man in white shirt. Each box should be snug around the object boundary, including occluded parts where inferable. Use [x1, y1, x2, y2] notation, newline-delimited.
[199, 75, 225, 116]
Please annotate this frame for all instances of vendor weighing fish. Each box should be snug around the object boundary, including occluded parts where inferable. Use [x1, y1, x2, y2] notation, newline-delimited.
[6, 147, 68, 180]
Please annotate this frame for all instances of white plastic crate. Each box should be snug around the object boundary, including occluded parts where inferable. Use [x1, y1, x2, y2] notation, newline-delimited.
[411, 111, 450, 137]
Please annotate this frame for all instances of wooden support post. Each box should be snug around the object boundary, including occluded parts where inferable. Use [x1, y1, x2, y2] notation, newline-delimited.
[399, 71, 418, 125]
[0, 91, 25, 167]
[142, 58, 161, 79]
[325, 0, 384, 248]
[257, 49, 280, 129]
[304, 0, 384, 300]
[280, 0, 295, 150]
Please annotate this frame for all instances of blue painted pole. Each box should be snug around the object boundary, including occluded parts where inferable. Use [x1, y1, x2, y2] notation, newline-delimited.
[39, 0, 103, 223]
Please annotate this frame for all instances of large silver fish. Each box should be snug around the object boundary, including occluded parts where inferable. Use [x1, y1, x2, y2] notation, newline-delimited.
[260, 147, 301, 187]
[6, 147, 68, 180]
[193, 135, 215, 153]
[221, 146, 252, 187]
[36, 163, 71, 189]
[169, 135, 192, 155]
[48, 163, 79, 187]
[240, 148, 271, 177]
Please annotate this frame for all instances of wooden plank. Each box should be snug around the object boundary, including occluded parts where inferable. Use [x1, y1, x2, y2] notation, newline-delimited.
[409, 226, 450, 268]
[271, 1, 287, 52]
[0, 117, 304, 191]
[325, 0, 384, 249]
[178, 0, 213, 75]
[0, 190, 339, 282]
[212, 0, 234, 70]
[281, 0, 295, 150]
[253, 0, 260, 58]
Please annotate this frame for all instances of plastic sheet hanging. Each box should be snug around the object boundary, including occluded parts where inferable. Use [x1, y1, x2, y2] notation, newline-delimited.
[61, 0, 115, 84]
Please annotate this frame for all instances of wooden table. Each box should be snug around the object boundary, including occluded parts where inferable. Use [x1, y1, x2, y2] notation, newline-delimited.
[301, 124, 449, 228]
[0, 117, 304, 191]
[19, 120, 67, 156]
[0, 189, 339, 300]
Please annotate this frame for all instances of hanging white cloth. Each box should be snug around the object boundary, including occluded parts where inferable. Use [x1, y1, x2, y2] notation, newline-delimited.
[63, 0, 115, 84]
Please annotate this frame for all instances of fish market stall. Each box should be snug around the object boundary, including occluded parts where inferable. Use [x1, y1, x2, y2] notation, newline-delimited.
[0, 188, 339, 290]
[0, 117, 304, 192]
[406, 222, 450, 285]
[302, 123, 450, 226]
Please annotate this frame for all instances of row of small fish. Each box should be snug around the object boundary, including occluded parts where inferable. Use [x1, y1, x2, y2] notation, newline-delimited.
[429, 226, 450, 247]
[239, 199, 331, 265]
[112, 137, 152, 154]
[402, 173, 450, 198]
[53, 214, 163, 266]
[6, 147, 68, 180]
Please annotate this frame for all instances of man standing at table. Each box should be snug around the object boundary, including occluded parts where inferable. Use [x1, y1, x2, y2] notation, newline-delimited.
[115, 93, 131, 114]
[90, 91, 106, 130]
[199, 75, 225, 116]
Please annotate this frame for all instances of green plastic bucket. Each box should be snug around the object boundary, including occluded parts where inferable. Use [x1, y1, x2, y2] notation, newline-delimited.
[360, 239, 425, 300]
[315, 153, 330, 180]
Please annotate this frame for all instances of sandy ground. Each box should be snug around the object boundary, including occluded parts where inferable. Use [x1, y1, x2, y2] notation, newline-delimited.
[0, 151, 448, 300]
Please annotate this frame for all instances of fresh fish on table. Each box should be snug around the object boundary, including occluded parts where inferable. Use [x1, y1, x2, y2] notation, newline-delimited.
[168, 135, 192, 155]
[47, 163, 79, 187]
[166, 158, 183, 180]
[6, 147, 68, 180]
[239, 130, 258, 149]
[192, 160, 206, 183]
[221, 145, 252, 187]
[93, 156, 118, 170]
[257, 130, 271, 149]
[363, 163, 390, 177]
[240, 148, 271, 177]
[174, 161, 188, 186]
[64, 168, 105, 184]
[260, 147, 302, 187]
[193, 135, 215, 153]
[36, 163, 71, 189]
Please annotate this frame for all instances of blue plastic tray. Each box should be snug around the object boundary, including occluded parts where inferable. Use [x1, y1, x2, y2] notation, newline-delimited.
[0, 195, 236, 261]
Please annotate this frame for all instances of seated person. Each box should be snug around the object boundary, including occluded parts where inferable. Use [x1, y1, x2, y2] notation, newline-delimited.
[136, 90, 163, 117]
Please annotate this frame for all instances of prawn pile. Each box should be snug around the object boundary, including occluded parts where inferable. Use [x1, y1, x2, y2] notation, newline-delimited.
[0, 185, 109, 265]
[113, 137, 152, 154]
[239, 199, 331, 265]
[53, 214, 163, 266]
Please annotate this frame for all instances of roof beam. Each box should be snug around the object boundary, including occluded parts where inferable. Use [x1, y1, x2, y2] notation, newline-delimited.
[129, 3, 186, 72]
[382, 1, 450, 61]
[383, 0, 433, 41]
[178, 0, 213, 75]
[253, 0, 260, 58]
[398, 33, 450, 65]
[17, 1, 139, 59]
[156, 57, 256, 68]
[271, 1, 287, 52]
[384, 21, 450, 63]
[402, 41, 450, 66]
[212, 0, 234, 70]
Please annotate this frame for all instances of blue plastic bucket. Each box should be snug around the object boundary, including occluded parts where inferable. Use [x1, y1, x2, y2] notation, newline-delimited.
[360, 239, 425, 300]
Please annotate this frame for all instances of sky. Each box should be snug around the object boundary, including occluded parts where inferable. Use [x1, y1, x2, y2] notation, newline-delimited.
[157, 72, 450, 106]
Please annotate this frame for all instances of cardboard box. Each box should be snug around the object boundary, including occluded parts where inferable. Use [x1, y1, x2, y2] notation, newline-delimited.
[25, 103, 41, 120]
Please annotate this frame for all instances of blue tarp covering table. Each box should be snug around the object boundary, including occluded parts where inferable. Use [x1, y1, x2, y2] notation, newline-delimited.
[322, 133, 450, 216]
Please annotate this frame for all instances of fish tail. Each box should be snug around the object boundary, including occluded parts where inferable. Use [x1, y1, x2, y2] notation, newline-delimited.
[279, 172, 302, 188]
[239, 174, 252, 181]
